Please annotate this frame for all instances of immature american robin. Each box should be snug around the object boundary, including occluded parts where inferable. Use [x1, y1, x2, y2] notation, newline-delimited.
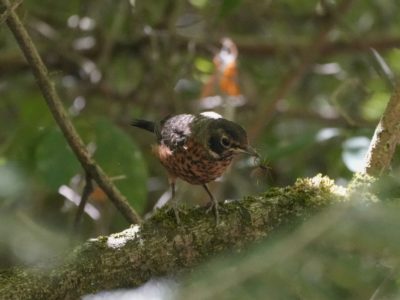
[131, 111, 258, 224]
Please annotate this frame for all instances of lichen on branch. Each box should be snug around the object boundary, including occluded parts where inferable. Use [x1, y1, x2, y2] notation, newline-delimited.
[0, 175, 373, 300]
[363, 81, 400, 175]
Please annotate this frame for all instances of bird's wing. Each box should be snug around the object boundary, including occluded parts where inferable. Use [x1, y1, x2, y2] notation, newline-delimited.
[159, 114, 195, 150]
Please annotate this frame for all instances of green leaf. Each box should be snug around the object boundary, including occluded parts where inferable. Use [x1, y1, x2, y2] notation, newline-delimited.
[139, 0, 170, 25]
[3, 91, 53, 168]
[189, 0, 209, 9]
[108, 55, 143, 94]
[33, 119, 148, 213]
[0, 162, 28, 203]
[194, 57, 214, 74]
[387, 49, 400, 74]
[88, 119, 148, 213]
[24, 0, 81, 22]
[35, 128, 80, 190]
[362, 91, 389, 121]
[219, 0, 242, 17]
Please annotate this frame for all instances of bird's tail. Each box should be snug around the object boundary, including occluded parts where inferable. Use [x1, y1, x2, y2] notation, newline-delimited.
[131, 119, 155, 133]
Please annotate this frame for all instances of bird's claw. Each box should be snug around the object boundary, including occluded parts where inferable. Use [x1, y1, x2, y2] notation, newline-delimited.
[205, 201, 221, 225]
[165, 203, 186, 225]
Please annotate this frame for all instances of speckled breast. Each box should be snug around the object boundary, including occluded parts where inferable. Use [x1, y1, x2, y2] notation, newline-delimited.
[154, 139, 233, 185]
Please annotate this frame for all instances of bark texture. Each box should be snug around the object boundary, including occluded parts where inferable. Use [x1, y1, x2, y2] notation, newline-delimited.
[364, 81, 400, 175]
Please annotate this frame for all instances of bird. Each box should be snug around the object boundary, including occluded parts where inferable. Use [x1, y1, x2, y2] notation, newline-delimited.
[131, 111, 258, 224]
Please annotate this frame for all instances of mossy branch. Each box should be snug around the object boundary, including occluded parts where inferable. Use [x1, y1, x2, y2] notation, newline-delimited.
[0, 0, 141, 224]
[363, 81, 400, 175]
[0, 176, 351, 299]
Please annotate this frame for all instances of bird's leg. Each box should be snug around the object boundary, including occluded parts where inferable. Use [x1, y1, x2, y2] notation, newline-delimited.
[203, 184, 220, 225]
[169, 180, 181, 224]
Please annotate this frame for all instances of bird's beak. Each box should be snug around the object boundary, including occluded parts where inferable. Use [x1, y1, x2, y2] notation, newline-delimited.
[236, 145, 260, 157]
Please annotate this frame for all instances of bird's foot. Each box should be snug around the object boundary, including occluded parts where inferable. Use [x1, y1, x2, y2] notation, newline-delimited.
[165, 203, 186, 225]
[205, 201, 222, 225]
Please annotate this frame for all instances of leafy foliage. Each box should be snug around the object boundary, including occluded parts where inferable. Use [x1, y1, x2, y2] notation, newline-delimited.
[179, 176, 399, 299]
[35, 127, 80, 190]
[1, 0, 400, 296]
[180, 202, 400, 299]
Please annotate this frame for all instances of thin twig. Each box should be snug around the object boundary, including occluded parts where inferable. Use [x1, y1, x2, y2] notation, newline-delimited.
[369, 48, 395, 89]
[233, 36, 400, 57]
[369, 265, 397, 300]
[248, 0, 355, 141]
[1, 0, 142, 224]
[280, 109, 373, 128]
[2, 35, 400, 77]
[363, 81, 400, 175]
[73, 172, 94, 231]
[0, 0, 21, 25]
[330, 79, 360, 127]
[97, 0, 129, 70]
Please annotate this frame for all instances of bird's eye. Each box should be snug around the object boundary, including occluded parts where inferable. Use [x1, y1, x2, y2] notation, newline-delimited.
[220, 136, 231, 148]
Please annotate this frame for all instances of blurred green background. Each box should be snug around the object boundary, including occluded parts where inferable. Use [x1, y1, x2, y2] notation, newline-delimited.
[1, 0, 400, 296]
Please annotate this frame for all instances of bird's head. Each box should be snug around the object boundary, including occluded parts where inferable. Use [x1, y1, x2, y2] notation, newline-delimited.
[205, 118, 258, 159]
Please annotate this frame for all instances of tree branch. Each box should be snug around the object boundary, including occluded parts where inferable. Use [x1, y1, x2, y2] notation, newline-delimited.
[0, 0, 20, 25]
[363, 81, 400, 175]
[73, 172, 94, 231]
[230, 36, 400, 58]
[3, 26, 400, 77]
[1, 0, 142, 224]
[0, 176, 346, 299]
